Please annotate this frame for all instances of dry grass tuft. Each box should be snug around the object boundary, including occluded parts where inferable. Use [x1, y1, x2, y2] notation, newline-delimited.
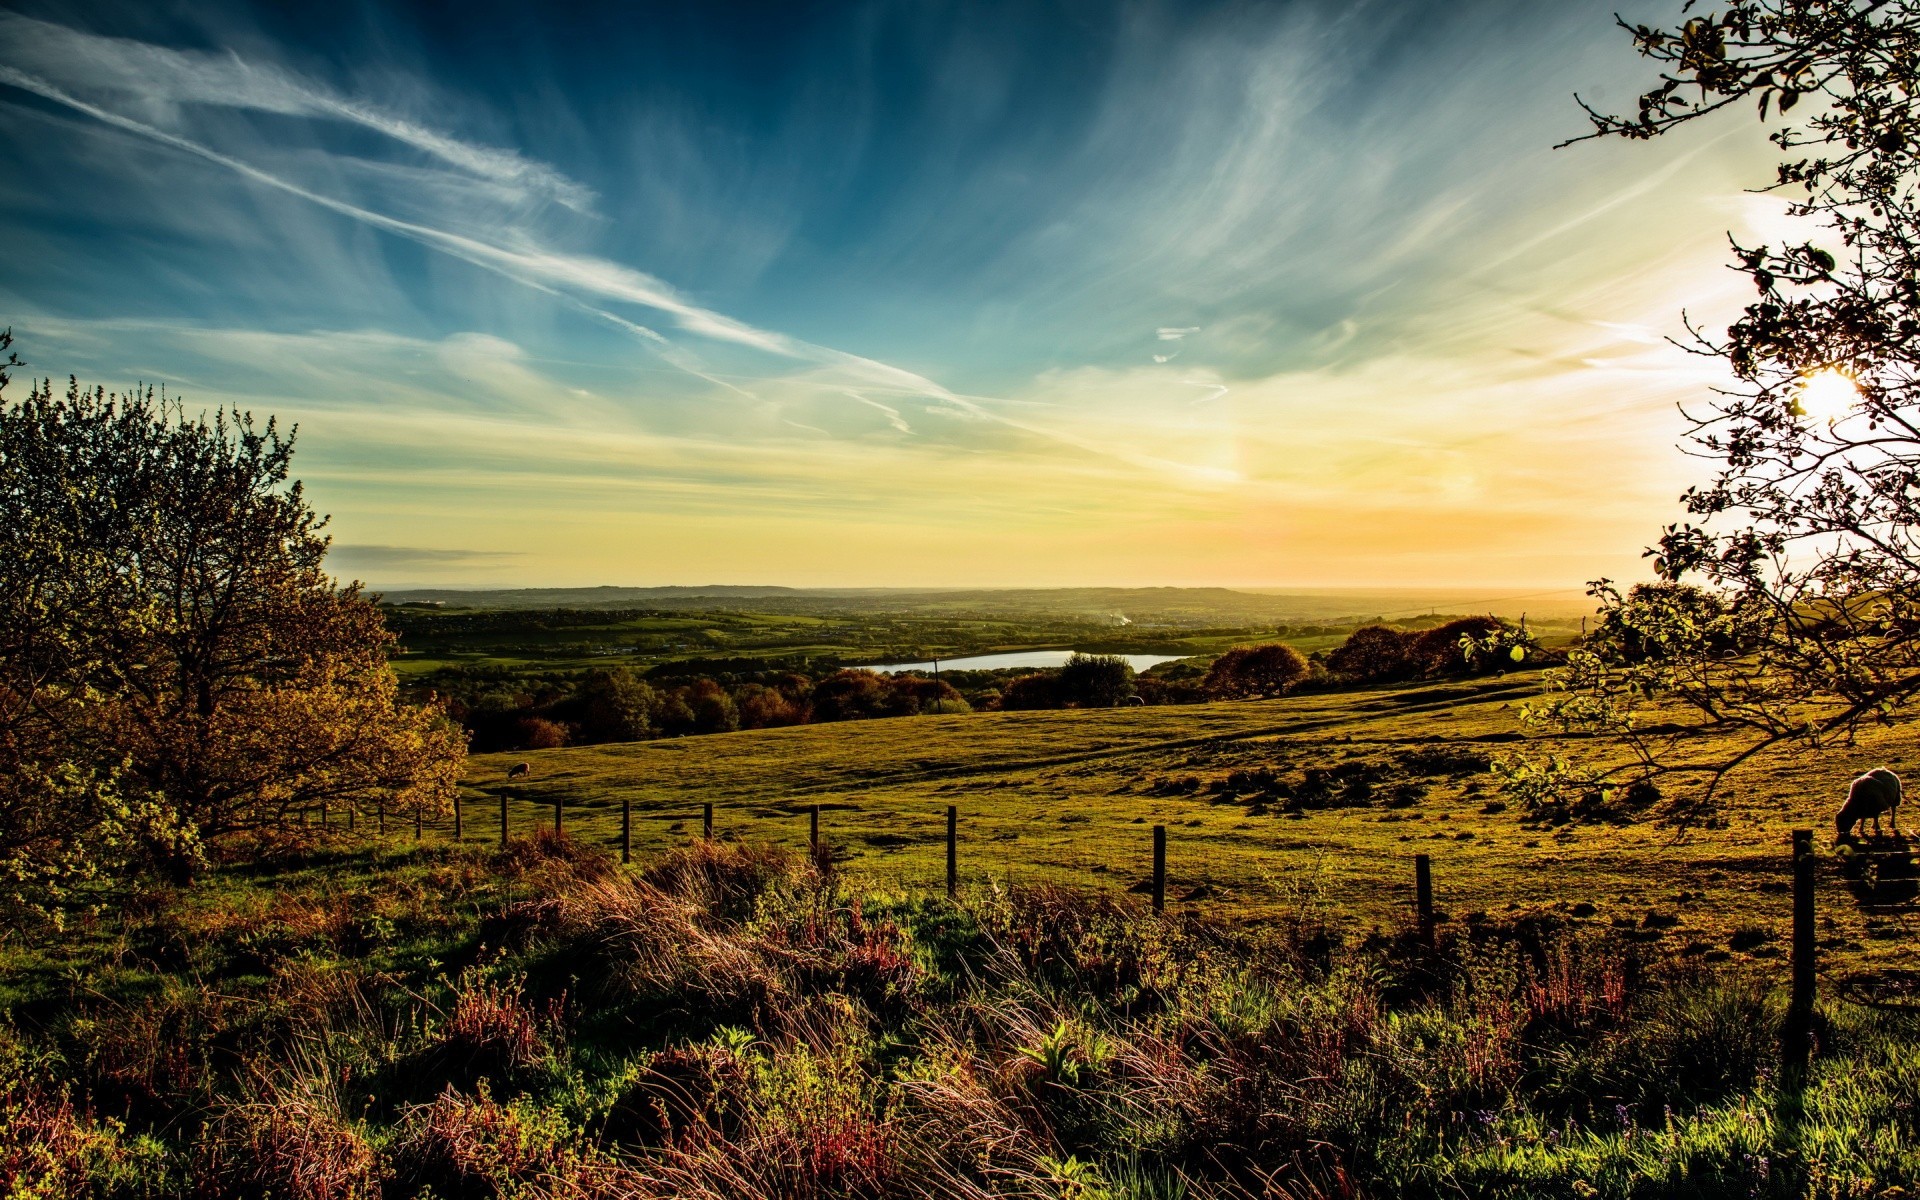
[197, 1074, 380, 1200]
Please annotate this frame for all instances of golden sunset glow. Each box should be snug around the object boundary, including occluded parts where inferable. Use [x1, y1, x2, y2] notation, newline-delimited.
[1794, 368, 1861, 424]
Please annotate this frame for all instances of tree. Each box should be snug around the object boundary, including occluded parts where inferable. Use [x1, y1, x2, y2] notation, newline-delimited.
[809, 670, 892, 722]
[998, 672, 1065, 711]
[1057, 653, 1135, 707]
[1203, 644, 1309, 699]
[1408, 617, 1502, 675]
[734, 683, 803, 729]
[0, 361, 465, 876]
[575, 668, 658, 742]
[1326, 626, 1418, 683]
[684, 679, 740, 734]
[1534, 2, 1920, 810]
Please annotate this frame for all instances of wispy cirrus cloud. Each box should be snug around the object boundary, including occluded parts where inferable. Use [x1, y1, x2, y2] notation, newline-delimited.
[0, 11, 595, 212]
[0, 17, 1212, 481]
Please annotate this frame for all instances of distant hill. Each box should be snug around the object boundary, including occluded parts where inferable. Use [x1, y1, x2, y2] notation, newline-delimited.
[375, 584, 1593, 624]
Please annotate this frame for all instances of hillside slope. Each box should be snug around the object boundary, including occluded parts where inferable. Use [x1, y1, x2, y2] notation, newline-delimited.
[459, 675, 1920, 976]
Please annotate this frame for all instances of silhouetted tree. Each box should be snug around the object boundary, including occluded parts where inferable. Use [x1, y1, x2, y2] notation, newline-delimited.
[1057, 653, 1135, 707]
[1327, 626, 1418, 683]
[1540, 2, 1920, 809]
[1204, 643, 1310, 698]
[1409, 617, 1513, 676]
[998, 671, 1065, 711]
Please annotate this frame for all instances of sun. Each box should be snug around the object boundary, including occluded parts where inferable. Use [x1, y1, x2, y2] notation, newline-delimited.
[1792, 368, 1861, 423]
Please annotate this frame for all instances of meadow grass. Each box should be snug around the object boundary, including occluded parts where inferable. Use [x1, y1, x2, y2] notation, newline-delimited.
[458, 672, 1920, 979]
[3, 834, 1916, 1198]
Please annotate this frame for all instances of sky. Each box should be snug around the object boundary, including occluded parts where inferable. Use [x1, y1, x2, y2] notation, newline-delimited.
[0, 0, 1793, 590]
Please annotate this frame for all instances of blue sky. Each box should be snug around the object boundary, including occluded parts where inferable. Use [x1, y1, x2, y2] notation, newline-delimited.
[0, 0, 1787, 588]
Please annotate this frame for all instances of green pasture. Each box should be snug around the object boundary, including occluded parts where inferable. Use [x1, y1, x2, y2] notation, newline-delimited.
[441, 672, 1920, 982]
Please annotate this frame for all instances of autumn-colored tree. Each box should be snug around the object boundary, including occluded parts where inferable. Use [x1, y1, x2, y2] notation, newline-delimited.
[1203, 643, 1310, 699]
[997, 671, 1065, 711]
[0, 358, 464, 878]
[734, 683, 803, 729]
[884, 674, 968, 715]
[683, 679, 741, 734]
[808, 670, 892, 722]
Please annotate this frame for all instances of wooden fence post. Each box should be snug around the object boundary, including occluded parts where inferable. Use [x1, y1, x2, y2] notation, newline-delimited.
[453, 795, 462, 842]
[810, 804, 820, 852]
[1415, 854, 1435, 944]
[414, 804, 423, 841]
[348, 804, 356, 832]
[947, 805, 958, 898]
[499, 791, 508, 848]
[1785, 828, 1817, 1072]
[378, 801, 386, 836]
[320, 802, 327, 830]
[1152, 825, 1166, 914]
[553, 795, 563, 837]
[621, 797, 631, 864]
[703, 802, 714, 840]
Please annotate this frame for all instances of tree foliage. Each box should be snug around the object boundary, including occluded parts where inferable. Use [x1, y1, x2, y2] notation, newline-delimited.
[1539, 1, 1920, 808]
[0, 349, 465, 891]
[1203, 643, 1309, 698]
[1057, 653, 1136, 707]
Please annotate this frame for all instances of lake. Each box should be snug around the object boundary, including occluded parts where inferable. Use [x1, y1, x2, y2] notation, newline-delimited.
[862, 650, 1189, 675]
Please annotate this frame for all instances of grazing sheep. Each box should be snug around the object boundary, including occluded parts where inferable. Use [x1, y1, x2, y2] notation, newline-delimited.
[507, 761, 532, 781]
[1837, 767, 1902, 840]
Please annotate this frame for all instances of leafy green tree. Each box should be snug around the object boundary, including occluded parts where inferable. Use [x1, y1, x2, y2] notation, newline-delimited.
[1537, 2, 1920, 808]
[0, 355, 465, 877]
[1203, 644, 1309, 699]
[576, 668, 658, 742]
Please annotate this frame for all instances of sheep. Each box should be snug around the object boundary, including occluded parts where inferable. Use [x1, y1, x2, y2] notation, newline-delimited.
[1836, 767, 1902, 841]
[507, 761, 531, 781]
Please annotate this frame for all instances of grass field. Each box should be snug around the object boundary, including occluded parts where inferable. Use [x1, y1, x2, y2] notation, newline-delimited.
[452, 670, 1920, 984]
[10, 671, 1920, 1196]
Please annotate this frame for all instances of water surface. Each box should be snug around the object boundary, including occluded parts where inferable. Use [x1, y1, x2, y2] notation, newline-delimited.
[863, 650, 1187, 674]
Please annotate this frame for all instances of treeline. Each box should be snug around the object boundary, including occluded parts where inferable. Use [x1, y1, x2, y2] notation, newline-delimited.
[434, 618, 1539, 753]
[436, 666, 972, 752]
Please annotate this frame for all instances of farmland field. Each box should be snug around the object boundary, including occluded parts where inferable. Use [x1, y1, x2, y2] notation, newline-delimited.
[456, 669, 1920, 982]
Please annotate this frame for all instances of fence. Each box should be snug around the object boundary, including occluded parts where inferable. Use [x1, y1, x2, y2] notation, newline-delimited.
[304, 792, 1916, 1061]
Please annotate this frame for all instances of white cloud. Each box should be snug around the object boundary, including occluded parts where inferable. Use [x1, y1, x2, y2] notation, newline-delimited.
[0, 12, 595, 212]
